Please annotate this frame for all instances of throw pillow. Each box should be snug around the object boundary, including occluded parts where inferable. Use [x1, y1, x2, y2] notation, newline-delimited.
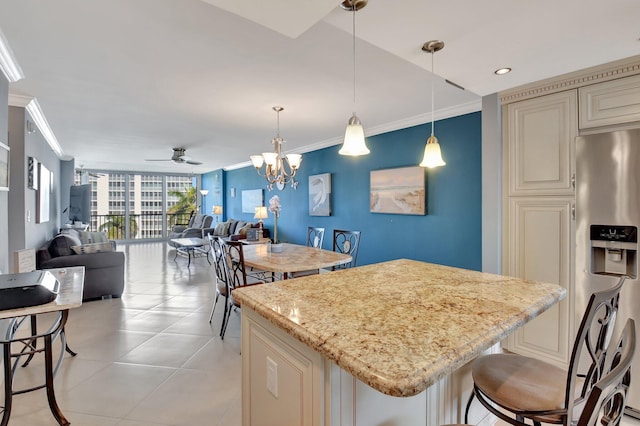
[213, 221, 230, 236]
[71, 242, 114, 254]
[78, 230, 108, 245]
[49, 235, 80, 257]
[238, 224, 251, 237]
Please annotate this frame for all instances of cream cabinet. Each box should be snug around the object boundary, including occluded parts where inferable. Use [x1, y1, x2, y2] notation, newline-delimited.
[241, 307, 492, 426]
[501, 58, 640, 368]
[579, 74, 640, 129]
[242, 308, 325, 426]
[503, 197, 575, 367]
[503, 90, 577, 368]
[506, 90, 577, 196]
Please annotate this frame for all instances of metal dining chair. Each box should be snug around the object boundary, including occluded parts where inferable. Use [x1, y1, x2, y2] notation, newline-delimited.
[332, 229, 361, 270]
[307, 227, 325, 249]
[219, 240, 268, 339]
[207, 235, 228, 325]
[288, 227, 326, 279]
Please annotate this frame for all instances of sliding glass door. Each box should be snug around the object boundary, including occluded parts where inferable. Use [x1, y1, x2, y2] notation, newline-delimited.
[75, 170, 195, 241]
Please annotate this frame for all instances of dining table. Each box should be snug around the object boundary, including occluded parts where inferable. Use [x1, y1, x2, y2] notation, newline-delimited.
[241, 242, 352, 279]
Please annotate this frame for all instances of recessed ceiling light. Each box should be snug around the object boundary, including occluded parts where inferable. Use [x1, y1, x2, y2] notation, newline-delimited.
[494, 67, 512, 75]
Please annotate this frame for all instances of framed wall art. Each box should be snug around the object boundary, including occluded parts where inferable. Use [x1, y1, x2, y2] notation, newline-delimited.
[309, 173, 331, 216]
[28, 156, 39, 190]
[0, 141, 9, 191]
[370, 166, 426, 215]
[241, 189, 263, 213]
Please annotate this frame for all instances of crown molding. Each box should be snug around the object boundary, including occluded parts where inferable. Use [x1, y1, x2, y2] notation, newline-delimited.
[8, 93, 31, 107]
[224, 99, 481, 171]
[8, 94, 65, 159]
[500, 55, 640, 105]
[0, 28, 24, 82]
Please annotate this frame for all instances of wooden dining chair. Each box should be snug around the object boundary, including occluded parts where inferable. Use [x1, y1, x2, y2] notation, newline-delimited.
[332, 229, 361, 270]
[219, 240, 268, 339]
[465, 276, 626, 426]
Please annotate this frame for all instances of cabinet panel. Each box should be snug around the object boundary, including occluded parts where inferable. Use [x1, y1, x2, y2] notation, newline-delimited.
[504, 197, 574, 368]
[243, 309, 324, 426]
[507, 91, 577, 196]
[579, 74, 640, 129]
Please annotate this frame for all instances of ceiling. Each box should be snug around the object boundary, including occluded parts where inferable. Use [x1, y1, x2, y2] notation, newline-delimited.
[1, 0, 638, 174]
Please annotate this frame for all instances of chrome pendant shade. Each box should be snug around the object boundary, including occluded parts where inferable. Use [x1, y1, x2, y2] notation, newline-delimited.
[250, 106, 302, 190]
[419, 40, 446, 168]
[338, 0, 370, 157]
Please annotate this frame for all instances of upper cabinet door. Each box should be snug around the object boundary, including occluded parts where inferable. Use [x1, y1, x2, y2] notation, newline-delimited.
[506, 90, 577, 196]
[579, 74, 640, 130]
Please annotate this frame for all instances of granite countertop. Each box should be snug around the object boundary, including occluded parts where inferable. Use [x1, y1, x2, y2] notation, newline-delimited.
[233, 259, 566, 397]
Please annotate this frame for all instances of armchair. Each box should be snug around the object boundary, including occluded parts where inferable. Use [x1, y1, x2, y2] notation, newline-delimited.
[168, 214, 214, 246]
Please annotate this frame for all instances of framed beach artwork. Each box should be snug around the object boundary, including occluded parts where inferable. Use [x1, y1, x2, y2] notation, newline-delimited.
[370, 166, 426, 215]
[0, 142, 9, 191]
[309, 173, 331, 216]
[241, 189, 263, 213]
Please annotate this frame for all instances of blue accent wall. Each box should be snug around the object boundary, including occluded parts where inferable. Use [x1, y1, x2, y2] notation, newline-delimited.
[201, 169, 224, 219]
[212, 111, 481, 271]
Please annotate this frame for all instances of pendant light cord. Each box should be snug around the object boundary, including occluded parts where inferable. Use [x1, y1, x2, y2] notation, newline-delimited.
[431, 50, 435, 137]
[352, 5, 356, 112]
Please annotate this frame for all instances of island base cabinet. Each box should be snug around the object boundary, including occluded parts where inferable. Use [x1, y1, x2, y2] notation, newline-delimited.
[242, 308, 496, 426]
[242, 308, 325, 426]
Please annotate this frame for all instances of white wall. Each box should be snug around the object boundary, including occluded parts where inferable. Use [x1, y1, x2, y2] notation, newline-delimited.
[0, 74, 8, 273]
[7, 106, 61, 271]
[481, 93, 502, 274]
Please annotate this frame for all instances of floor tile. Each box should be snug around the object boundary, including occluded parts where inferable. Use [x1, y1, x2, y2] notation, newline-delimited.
[118, 333, 212, 368]
[60, 363, 176, 418]
[124, 369, 241, 426]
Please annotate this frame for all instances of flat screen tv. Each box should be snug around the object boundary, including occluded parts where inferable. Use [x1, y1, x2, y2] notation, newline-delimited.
[69, 184, 91, 224]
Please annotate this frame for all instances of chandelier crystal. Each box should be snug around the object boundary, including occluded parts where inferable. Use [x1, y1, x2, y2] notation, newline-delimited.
[250, 106, 302, 190]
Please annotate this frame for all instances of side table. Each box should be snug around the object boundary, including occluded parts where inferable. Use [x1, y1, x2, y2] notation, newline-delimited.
[0, 267, 85, 426]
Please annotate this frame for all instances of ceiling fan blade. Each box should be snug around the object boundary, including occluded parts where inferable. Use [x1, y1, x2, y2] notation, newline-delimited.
[145, 159, 173, 162]
[185, 160, 203, 165]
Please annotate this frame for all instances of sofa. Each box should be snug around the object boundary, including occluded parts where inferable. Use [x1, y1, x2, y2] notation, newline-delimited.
[211, 218, 270, 241]
[168, 214, 214, 247]
[36, 229, 125, 301]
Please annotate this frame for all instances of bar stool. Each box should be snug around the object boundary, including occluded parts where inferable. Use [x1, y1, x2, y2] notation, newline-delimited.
[451, 317, 635, 426]
[465, 276, 626, 426]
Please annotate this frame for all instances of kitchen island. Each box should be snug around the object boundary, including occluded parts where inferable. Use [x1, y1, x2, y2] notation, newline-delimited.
[233, 259, 566, 426]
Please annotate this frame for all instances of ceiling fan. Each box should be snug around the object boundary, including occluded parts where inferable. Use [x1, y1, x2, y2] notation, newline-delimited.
[75, 165, 104, 178]
[145, 148, 203, 165]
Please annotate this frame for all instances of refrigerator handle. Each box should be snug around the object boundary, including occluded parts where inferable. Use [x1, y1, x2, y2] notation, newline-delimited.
[572, 203, 575, 221]
[571, 173, 575, 190]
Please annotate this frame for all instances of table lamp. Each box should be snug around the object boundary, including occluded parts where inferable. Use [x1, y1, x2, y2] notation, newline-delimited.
[212, 205, 222, 223]
[254, 206, 268, 238]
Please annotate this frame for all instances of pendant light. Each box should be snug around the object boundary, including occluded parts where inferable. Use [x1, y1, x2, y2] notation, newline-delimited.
[339, 0, 370, 156]
[419, 40, 446, 168]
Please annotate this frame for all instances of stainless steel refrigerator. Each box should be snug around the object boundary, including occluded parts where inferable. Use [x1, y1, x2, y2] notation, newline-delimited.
[576, 128, 640, 418]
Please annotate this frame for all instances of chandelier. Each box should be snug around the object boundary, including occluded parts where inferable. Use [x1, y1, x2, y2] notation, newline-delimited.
[250, 106, 302, 190]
